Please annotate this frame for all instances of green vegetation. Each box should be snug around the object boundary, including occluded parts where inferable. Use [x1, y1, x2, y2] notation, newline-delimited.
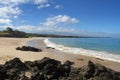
[0, 27, 27, 38]
[26, 33, 80, 38]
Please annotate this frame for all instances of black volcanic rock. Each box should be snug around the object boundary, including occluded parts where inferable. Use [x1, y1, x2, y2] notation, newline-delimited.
[0, 70, 8, 80]
[25, 57, 61, 70]
[46, 47, 55, 49]
[1, 58, 29, 80]
[0, 57, 120, 80]
[67, 61, 120, 80]
[63, 60, 74, 66]
[4, 58, 28, 70]
[16, 46, 42, 52]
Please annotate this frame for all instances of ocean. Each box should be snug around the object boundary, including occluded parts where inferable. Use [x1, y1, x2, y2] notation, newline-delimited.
[44, 38, 120, 62]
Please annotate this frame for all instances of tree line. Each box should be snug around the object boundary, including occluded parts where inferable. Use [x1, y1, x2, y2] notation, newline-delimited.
[1, 27, 27, 38]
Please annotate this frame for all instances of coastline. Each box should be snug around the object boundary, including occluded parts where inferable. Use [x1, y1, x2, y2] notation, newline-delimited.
[0, 37, 120, 72]
[44, 38, 120, 63]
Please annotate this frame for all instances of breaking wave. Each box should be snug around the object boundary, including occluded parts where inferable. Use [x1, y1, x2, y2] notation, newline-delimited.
[44, 39, 120, 62]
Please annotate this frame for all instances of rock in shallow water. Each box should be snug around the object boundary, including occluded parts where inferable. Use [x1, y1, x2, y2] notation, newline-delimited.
[0, 57, 119, 80]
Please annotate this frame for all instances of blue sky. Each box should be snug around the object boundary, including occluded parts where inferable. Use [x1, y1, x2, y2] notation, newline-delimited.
[0, 0, 120, 37]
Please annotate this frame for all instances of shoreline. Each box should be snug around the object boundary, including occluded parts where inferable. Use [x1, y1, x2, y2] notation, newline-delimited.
[44, 38, 120, 63]
[0, 37, 120, 72]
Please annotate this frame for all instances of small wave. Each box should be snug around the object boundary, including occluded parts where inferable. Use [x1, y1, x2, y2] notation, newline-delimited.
[44, 39, 120, 62]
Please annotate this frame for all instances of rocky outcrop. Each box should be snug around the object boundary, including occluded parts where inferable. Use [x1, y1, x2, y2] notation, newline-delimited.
[0, 58, 29, 80]
[0, 57, 120, 80]
[16, 46, 42, 52]
[46, 47, 55, 49]
[67, 61, 120, 80]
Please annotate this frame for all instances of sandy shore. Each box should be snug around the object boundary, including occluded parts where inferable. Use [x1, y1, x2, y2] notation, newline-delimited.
[0, 37, 120, 72]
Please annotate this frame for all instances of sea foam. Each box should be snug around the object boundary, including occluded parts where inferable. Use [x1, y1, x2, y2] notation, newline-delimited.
[44, 39, 120, 62]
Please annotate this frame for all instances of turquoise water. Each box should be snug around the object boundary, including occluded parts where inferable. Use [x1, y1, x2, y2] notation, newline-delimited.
[49, 38, 120, 55]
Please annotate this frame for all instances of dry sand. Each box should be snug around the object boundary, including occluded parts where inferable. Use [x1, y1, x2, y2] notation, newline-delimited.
[0, 37, 120, 72]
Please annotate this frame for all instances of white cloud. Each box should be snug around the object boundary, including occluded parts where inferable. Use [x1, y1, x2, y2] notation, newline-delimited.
[0, 0, 29, 5]
[0, 18, 12, 25]
[0, 26, 7, 30]
[0, 0, 60, 20]
[41, 21, 57, 26]
[0, 0, 51, 19]
[47, 27, 75, 33]
[13, 16, 18, 19]
[55, 5, 62, 9]
[0, 0, 29, 26]
[38, 4, 50, 9]
[34, 0, 51, 9]
[47, 15, 79, 23]
[15, 25, 76, 33]
[41, 15, 79, 26]
[0, 5, 21, 19]
[16, 25, 36, 32]
[34, 0, 48, 4]
[0, 0, 51, 9]
[0, 0, 53, 30]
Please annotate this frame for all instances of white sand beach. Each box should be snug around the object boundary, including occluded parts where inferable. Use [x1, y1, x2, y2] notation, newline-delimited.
[0, 37, 120, 72]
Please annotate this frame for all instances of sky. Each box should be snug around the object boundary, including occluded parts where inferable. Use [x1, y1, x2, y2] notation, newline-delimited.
[0, 0, 120, 37]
